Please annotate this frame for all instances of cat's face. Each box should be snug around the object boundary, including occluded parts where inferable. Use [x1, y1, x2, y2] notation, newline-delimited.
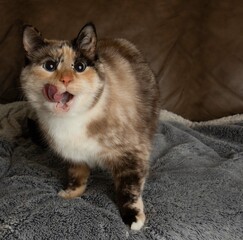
[21, 23, 104, 116]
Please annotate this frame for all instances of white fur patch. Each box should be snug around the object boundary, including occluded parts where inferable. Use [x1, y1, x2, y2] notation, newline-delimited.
[130, 196, 145, 230]
[42, 113, 102, 166]
[131, 219, 144, 231]
[38, 84, 108, 166]
[39, 91, 107, 166]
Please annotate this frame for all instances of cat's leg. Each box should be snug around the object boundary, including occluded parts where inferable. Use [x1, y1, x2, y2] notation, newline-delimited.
[58, 163, 90, 199]
[110, 153, 148, 230]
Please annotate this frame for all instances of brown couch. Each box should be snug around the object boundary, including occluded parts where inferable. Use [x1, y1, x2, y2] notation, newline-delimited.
[1, 0, 243, 121]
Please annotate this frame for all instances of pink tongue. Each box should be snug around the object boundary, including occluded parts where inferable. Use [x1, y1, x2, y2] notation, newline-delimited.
[44, 84, 71, 104]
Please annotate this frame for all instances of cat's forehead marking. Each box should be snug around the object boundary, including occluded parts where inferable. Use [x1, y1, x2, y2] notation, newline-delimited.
[57, 44, 76, 64]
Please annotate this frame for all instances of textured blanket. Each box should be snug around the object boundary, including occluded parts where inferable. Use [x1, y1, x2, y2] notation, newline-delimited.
[0, 102, 242, 240]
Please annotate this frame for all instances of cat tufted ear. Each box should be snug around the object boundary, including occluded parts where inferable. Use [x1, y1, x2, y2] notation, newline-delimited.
[74, 23, 97, 60]
[23, 25, 45, 54]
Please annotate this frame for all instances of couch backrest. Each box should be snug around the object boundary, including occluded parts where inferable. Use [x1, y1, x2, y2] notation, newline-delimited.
[1, 0, 243, 121]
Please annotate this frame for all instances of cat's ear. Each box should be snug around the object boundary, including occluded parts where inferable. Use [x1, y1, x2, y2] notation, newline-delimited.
[74, 23, 97, 60]
[23, 25, 45, 53]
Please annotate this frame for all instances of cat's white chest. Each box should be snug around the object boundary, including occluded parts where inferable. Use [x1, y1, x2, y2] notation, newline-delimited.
[44, 114, 102, 166]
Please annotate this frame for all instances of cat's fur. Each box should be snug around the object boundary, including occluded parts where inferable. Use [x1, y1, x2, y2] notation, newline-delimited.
[21, 23, 159, 230]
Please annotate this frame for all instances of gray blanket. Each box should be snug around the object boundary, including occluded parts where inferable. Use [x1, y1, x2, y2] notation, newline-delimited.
[0, 102, 242, 240]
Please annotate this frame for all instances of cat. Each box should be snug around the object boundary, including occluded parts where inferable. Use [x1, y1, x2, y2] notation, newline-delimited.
[21, 22, 160, 230]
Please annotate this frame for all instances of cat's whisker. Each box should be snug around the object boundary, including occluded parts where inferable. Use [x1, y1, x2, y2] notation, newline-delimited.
[25, 100, 43, 104]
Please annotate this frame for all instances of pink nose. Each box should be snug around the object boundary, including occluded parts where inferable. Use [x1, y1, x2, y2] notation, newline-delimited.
[60, 73, 73, 86]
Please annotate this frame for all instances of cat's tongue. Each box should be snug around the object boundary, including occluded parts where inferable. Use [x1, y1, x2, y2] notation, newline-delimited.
[43, 84, 59, 102]
[43, 84, 73, 111]
[43, 84, 72, 103]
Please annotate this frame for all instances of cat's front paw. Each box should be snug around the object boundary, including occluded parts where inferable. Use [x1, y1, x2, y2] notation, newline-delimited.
[121, 206, 146, 231]
[58, 163, 90, 199]
[58, 185, 86, 199]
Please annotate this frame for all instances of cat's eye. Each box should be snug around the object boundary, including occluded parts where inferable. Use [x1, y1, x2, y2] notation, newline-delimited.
[43, 60, 57, 72]
[73, 61, 86, 72]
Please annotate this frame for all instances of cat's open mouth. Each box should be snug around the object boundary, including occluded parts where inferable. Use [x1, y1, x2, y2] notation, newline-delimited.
[43, 84, 74, 112]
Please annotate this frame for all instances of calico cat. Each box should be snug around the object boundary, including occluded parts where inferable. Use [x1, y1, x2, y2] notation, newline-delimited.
[21, 23, 159, 230]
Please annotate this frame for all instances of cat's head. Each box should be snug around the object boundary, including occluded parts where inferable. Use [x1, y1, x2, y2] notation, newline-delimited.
[21, 23, 104, 116]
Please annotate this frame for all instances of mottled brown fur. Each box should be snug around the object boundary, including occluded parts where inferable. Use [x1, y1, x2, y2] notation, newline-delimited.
[21, 23, 160, 230]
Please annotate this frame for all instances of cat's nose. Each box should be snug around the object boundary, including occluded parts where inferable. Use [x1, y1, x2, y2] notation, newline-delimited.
[60, 73, 73, 86]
